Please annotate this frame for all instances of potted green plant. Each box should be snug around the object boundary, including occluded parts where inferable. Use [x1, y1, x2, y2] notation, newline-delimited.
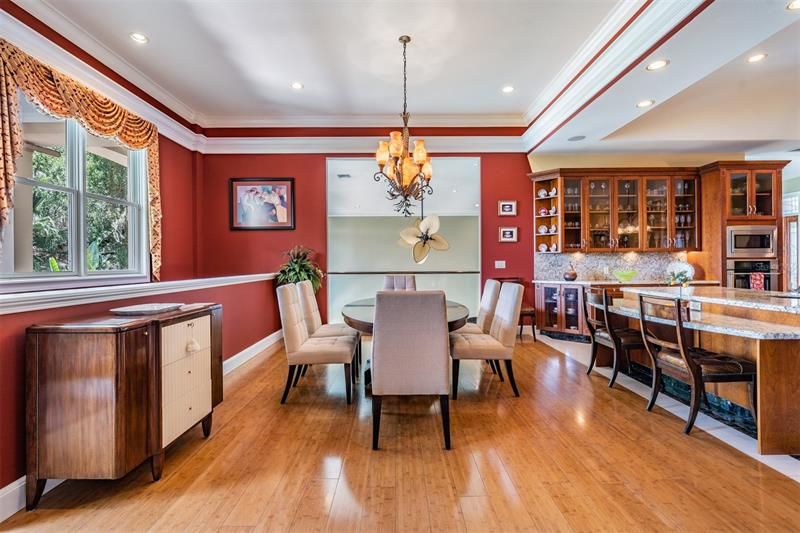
[276, 245, 324, 292]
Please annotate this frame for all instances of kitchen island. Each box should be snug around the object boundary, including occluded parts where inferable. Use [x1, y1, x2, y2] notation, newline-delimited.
[602, 286, 800, 455]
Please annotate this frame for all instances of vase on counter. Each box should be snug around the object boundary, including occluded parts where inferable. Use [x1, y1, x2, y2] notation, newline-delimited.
[563, 263, 578, 281]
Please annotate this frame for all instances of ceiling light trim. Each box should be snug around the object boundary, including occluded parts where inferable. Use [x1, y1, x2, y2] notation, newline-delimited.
[523, 0, 711, 153]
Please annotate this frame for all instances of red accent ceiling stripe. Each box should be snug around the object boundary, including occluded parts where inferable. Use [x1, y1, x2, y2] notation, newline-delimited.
[525, 0, 654, 129]
[527, 0, 715, 154]
[202, 126, 527, 138]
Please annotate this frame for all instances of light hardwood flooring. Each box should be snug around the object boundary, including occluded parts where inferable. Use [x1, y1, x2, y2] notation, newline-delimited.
[4, 336, 800, 532]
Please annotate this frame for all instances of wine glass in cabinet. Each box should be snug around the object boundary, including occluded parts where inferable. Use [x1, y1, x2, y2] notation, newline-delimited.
[562, 177, 584, 251]
[585, 178, 612, 251]
[672, 176, 698, 251]
[614, 177, 641, 251]
[644, 177, 670, 251]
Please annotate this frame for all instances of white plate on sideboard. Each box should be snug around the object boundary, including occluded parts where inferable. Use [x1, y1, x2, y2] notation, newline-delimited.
[111, 303, 185, 316]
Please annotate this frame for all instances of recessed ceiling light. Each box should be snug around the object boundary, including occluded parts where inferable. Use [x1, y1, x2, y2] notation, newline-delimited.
[786, 0, 800, 10]
[291, 82, 304, 90]
[747, 53, 767, 63]
[474, 203, 480, 208]
[636, 99, 655, 108]
[129, 32, 149, 44]
[452, 188, 458, 193]
[501, 85, 514, 94]
[568, 135, 586, 142]
[645, 59, 670, 71]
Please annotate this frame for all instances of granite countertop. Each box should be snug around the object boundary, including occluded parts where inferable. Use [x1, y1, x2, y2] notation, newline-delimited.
[589, 301, 800, 340]
[533, 279, 720, 287]
[622, 286, 800, 315]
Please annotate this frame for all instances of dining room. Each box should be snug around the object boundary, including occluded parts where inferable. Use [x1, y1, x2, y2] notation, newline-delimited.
[3, 0, 800, 531]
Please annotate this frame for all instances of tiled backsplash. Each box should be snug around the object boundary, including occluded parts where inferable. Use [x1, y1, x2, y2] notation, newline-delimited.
[534, 251, 688, 281]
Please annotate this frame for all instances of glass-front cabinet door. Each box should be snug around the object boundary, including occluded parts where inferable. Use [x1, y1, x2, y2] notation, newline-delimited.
[727, 171, 750, 218]
[541, 285, 560, 331]
[586, 178, 612, 251]
[562, 177, 584, 251]
[644, 177, 670, 251]
[672, 177, 698, 251]
[562, 286, 582, 332]
[614, 177, 641, 250]
[753, 170, 776, 218]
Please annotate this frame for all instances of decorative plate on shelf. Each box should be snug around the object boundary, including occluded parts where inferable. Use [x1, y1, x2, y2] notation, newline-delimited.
[549, 206, 557, 215]
[538, 243, 548, 253]
[538, 208, 549, 216]
[537, 188, 548, 198]
[538, 224, 549, 234]
[550, 243, 558, 252]
[550, 187, 558, 197]
[110, 303, 185, 316]
[550, 224, 557, 233]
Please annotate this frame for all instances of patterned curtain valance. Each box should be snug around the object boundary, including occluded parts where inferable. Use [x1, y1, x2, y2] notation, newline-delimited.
[0, 38, 162, 280]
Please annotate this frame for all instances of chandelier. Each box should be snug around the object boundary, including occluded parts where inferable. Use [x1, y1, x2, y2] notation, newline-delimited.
[374, 35, 432, 217]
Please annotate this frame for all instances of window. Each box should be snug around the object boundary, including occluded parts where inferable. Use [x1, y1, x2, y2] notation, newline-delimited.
[0, 95, 149, 292]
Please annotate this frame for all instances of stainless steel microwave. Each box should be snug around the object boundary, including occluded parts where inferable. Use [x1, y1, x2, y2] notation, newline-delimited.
[727, 225, 777, 258]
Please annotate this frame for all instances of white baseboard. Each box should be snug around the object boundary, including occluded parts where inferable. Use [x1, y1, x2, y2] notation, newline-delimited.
[0, 330, 283, 524]
[223, 329, 283, 375]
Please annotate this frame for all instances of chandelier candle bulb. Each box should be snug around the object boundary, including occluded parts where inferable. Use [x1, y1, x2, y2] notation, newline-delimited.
[422, 160, 433, 180]
[389, 132, 403, 157]
[413, 140, 427, 164]
[376, 141, 390, 166]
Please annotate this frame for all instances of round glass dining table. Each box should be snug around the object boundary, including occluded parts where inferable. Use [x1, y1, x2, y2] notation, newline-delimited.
[341, 297, 470, 334]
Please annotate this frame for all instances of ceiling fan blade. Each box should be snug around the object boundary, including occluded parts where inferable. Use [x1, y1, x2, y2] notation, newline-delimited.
[428, 234, 450, 251]
[399, 226, 420, 245]
[412, 241, 430, 264]
[419, 214, 440, 235]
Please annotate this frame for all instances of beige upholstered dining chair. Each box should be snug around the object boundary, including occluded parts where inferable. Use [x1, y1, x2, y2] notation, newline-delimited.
[371, 290, 451, 450]
[382, 274, 417, 291]
[449, 282, 524, 399]
[456, 279, 501, 335]
[276, 283, 357, 405]
[295, 280, 361, 383]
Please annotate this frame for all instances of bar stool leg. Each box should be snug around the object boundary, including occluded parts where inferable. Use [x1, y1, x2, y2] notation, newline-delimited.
[587, 342, 599, 375]
[684, 376, 704, 434]
[646, 368, 662, 411]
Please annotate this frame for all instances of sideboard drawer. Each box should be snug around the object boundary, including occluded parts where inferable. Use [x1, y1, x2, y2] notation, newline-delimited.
[162, 349, 212, 406]
[161, 315, 211, 366]
[162, 366, 212, 446]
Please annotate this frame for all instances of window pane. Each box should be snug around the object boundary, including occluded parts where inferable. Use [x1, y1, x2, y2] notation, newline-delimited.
[17, 93, 67, 186]
[86, 198, 130, 271]
[86, 132, 129, 200]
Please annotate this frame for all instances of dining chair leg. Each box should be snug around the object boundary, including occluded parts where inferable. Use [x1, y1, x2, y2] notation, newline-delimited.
[494, 360, 505, 382]
[532, 321, 537, 342]
[451, 360, 460, 400]
[440, 394, 451, 450]
[587, 342, 598, 375]
[344, 363, 352, 404]
[684, 376, 704, 434]
[372, 395, 382, 450]
[281, 365, 296, 404]
[503, 360, 520, 397]
[487, 360, 497, 374]
[749, 377, 758, 422]
[608, 346, 621, 388]
[518, 322, 524, 342]
[646, 368, 662, 411]
[292, 365, 304, 387]
[301, 364, 309, 377]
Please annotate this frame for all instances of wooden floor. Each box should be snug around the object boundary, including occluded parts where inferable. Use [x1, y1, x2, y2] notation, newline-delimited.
[5, 337, 800, 532]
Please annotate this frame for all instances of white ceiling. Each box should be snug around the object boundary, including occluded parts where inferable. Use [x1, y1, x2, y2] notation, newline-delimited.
[16, 0, 619, 127]
[326, 157, 480, 217]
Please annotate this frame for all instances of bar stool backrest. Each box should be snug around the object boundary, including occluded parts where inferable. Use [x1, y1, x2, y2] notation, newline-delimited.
[582, 287, 612, 338]
[637, 294, 698, 375]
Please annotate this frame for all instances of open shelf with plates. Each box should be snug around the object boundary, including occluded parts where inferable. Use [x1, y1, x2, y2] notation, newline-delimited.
[533, 174, 562, 254]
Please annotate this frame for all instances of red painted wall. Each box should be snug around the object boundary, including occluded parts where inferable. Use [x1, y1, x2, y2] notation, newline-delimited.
[0, 279, 280, 489]
[480, 153, 535, 304]
[158, 135, 198, 280]
[199, 154, 330, 318]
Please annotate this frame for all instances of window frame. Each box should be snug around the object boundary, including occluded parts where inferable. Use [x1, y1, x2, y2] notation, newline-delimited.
[0, 117, 150, 294]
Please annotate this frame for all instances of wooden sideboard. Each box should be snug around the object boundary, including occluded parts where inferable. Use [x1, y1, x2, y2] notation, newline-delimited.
[25, 303, 223, 510]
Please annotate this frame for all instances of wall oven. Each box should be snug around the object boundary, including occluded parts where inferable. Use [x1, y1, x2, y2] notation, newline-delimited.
[726, 259, 779, 290]
[727, 225, 777, 258]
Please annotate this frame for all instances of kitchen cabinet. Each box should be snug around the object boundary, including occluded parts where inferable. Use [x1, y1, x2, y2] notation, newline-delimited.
[531, 168, 700, 254]
[535, 283, 586, 336]
[25, 304, 223, 510]
[725, 169, 778, 220]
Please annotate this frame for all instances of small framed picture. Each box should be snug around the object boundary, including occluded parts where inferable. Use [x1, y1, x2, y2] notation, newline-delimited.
[498, 200, 517, 216]
[230, 177, 295, 230]
[499, 227, 518, 242]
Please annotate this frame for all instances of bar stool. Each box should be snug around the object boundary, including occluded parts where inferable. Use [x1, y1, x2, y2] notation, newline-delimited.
[637, 294, 757, 434]
[582, 287, 645, 388]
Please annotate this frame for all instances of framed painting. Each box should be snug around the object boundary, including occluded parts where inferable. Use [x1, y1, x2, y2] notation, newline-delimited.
[230, 178, 295, 230]
[498, 200, 517, 216]
[498, 227, 518, 242]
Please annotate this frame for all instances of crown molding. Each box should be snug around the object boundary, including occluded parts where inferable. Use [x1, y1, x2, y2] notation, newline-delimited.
[200, 135, 525, 154]
[16, 0, 197, 123]
[522, 0, 707, 152]
[195, 113, 527, 128]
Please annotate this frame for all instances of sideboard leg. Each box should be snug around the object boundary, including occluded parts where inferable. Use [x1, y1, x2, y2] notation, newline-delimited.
[26, 475, 46, 510]
[150, 450, 165, 481]
[202, 412, 213, 438]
